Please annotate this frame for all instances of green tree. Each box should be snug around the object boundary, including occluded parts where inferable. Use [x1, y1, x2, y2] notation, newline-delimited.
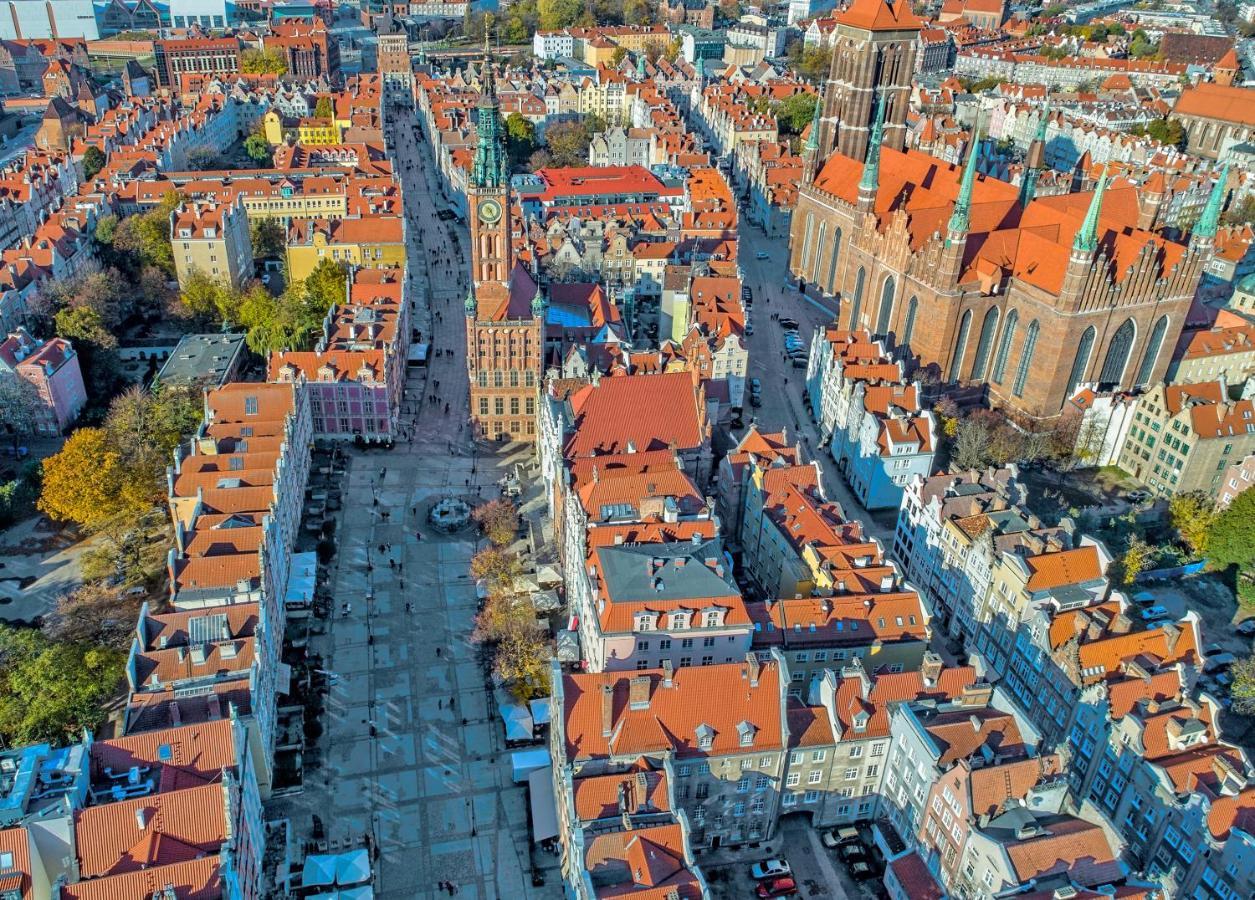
[1145, 117, 1186, 150]
[1223, 194, 1255, 227]
[303, 257, 348, 310]
[251, 218, 286, 260]
[104, 384, 202, 508]
[1209, 489, 1255, 572]
[81, 145, 106, 180]
[0, 625, 125, 744]
[504, 113, 537, 169]
[544, 120, 595, 167]
[240, 47, 288, 75]
[178, 268, 232, 322]
[1169, 492, 1216, 557]
[624, 0, 655, 24]
[314, 96, 335, 119]
[1120, 536, 1155, 585]
[244, 130, 273, 166]
[538, 0, 583, 30]
[773, 92, 819, 136]
[113, 190, 180, 275]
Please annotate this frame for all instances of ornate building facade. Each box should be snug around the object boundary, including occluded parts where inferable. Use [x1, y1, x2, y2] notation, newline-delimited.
[464, 57, 545, 442]
[789, 0, 1221, 420]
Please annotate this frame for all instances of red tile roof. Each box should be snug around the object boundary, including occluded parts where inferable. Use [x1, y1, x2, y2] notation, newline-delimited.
[60, 856, 221, 900]
[74, 783, 228, 878]
[562, 661, 783, 761]
[564, 373, 706, 459]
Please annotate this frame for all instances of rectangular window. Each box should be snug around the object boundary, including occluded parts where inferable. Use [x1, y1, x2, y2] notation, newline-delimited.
[786, 773, 800, 787]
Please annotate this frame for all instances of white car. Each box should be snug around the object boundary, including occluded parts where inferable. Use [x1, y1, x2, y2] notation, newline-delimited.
[755, 250, 770, 260]
[1140, 605, 1170, 621]
[750, 860, 791, 880]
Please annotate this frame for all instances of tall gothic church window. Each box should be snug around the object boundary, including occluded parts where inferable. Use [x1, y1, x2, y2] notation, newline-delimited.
[948, 309, 972, 382]
[826, 228, 842, 292]
[801, 213, 816, 275]
[902, 296, 918, 347]
[813, 222, 828, 283]
[1098, 318, 1136, 387]
[970, 307, 1001, 381]
[1013, 320, 1040, 398]
[876, 276, 895, 335]
[1134, 315, 1169, 387]
[1065, 326, 1097, 400]
[849, 267, 865, 329]
[992, 310, 1019, 384]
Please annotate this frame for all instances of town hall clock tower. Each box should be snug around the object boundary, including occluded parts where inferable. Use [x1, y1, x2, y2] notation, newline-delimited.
[464, 50, 544, 443]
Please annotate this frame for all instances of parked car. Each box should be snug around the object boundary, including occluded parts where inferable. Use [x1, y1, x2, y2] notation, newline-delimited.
[1204, 652, 1238, 673]
[750, 860, 791, 881]
[755, 250, 770, 260]
[1237, 619, 1255, 637]
[821, 826, 861, 848]
[756, 877, 797, 898]
[838, 843, 867, 863]
[792, 357, 808, 369]
[1127, 489, 1151, 503]
[1140, 605, 1170, 621]
[848, 861, 876, 880]
[778, 317, 799, 329]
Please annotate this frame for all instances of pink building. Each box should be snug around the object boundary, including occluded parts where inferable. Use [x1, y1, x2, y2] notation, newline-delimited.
[0, 327, 85, 435]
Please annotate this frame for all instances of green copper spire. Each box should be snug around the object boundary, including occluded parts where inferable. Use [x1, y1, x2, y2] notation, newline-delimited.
[1195, 163, 1230, 241]
[1073, 168, 1109, 255]
[804, 95, 822, 154]
[947, 132, 981, 239]
[637, 53, 647, 79]
[471, 43, 508, 190]
[858, 93, 888, 195]
[465, 285, 476, 317]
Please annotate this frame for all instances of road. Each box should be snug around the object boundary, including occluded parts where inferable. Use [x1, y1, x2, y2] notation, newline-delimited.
[266, 102, 562, 900]
[734, 218, 897, 542]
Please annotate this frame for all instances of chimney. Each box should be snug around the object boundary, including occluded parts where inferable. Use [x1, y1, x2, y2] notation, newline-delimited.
[745, 653, 761, 687]
[135, 807, 147, 830]
[629, 674, 651, 710]
[662, 658, 674, 687]
[601, 683, 615, 736]
[960, 683, 993, 708]
[920, 650, 943, 686]
[970, 713, 984, 732]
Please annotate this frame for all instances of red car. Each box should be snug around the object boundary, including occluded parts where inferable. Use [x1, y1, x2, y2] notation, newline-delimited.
[756, 877, 797, 898]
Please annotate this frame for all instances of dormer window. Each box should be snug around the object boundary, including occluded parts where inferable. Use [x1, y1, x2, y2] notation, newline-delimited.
[695, 723, 715, 750]
[704, 611, 720, 627]
[737, 720, 757, 747]
[670, 612, 688, 630]
[635, 612, 655, 632]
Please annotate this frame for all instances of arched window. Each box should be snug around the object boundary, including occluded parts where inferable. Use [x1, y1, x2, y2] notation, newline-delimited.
[1013, 320, 1040, 398]
[1098, 318, 1136, 386]
[992, 309, 1018, 384]
[849, 267, 865, 328]
[813, 221, 827, 283]
[1065, 326, 1097, 400]
[948, 310, 973, 382]
[902, 296, 919, 347]
[1135, 315, 1169, 387]
[970, 307, 1001, 381]
[800, 213, 815, 275]
[876, 276, 895, 335]
[826, 228, 842, 291]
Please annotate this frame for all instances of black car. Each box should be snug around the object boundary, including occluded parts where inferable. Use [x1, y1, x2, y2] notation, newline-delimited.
[778, 317, 799, 329]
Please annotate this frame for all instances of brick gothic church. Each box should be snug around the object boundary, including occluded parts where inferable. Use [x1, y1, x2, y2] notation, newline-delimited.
[789, 0, 1227, 420]
[464, 55, 544, 442]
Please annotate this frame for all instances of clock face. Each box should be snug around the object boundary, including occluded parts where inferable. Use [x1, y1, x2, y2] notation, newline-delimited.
[478, 199, 502, 224]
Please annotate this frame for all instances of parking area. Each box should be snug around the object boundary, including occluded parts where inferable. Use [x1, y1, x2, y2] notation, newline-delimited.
[702, 817, 884, 900]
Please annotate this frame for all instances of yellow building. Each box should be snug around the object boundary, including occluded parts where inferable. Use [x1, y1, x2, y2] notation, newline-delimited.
[581, 37, 619, 67]
[297, 117, 344, 146]
[262, 110, 285, 146]
[285, 216, 406, 281]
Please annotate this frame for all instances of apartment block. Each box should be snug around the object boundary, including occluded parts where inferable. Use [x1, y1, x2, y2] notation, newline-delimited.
[0, 327, 85, 434]
[171, 196, 254, 290]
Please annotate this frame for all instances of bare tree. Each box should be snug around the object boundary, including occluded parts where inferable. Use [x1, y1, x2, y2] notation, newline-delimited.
[0, 377, 42, 450]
